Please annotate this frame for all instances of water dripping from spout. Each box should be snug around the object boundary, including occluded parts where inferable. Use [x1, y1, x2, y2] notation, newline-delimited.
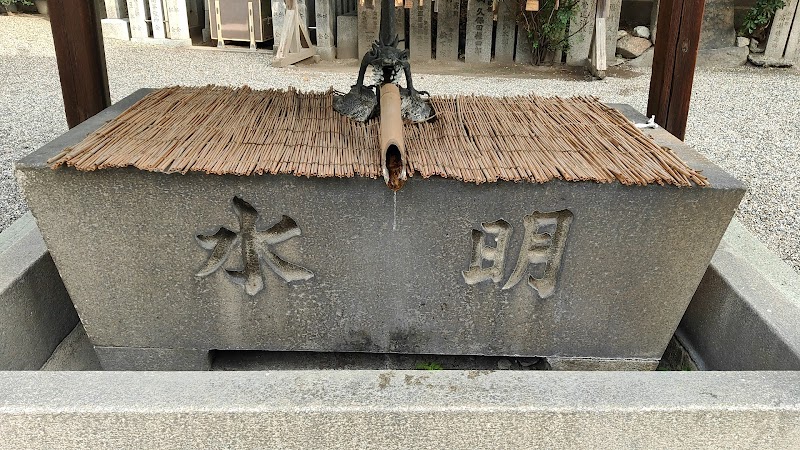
[393, 191, 397, 231]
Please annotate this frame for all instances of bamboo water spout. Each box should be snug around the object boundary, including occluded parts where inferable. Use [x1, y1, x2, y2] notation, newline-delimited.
[380, 84, 406, 191]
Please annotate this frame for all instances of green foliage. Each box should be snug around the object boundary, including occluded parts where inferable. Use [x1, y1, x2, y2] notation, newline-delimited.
[516, 0, 580, 65]
[739, 0, 786, 39]
[415, 361, 443, 370]
[0, 0, 33, 6]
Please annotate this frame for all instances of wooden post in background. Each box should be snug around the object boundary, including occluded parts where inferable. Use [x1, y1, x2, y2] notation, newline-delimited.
[646, 0, 705, 141]
[48, 0, 111, 129]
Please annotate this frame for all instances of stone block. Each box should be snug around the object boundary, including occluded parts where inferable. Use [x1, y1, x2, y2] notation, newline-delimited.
[357, 0, 379, 59]
[15, 92, 745, 370]
[1, 371, 800, 448]
[566, 0, 596, 66]
[148, 0, 166, 40]
[678, 219, 800, 370]
[566, 0, 622, 66]
[104, 0, 128, 19]
[626, 46, 654, 67]
[409, 0, 432, 61]
[336, 13, 358, 59]
[515, 26, 533, 65]
[101, 18, 131, 41]
[435, 0, 460, 61]
[0, 213, 79, 370]
[493, 0, 516, 64]
[315, 0, 336, 60]
[465, 0, 491, 63]
[699, 0, 736, 49]
[126, 0, 149, 39]
[164, 0, 191, 40]
[616, 35, 652, 58]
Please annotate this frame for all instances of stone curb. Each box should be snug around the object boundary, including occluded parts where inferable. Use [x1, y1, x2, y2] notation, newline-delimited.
[0, 213, 78, 370]
[679, 219, 800, 370]
[0, 371, 798, 448]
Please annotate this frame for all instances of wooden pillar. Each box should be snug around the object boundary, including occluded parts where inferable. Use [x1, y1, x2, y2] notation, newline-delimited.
[48, 0, 111, 129]
[646, 0, 705, 141]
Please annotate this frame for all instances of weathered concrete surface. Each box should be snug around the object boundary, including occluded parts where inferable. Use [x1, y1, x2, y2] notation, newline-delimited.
[465, 0, 492, 63]
[336, 13, 358, 59]
[699, 0, 736, 49]
[41, 324, 102, 371]
[494, 0, 516, 64]
[409, 0, 432, 61]
[16, 92, 744, 370]
[315, 0, 336, 60]
[100, 18, 131, 41]
[695, 46, 749, 68]
[1, 371, 799, 448]
[357, 0, 380, 59]
[679, 219, 800, 371]
[0, 213, 79, 370]
[435, 0, 460, 61]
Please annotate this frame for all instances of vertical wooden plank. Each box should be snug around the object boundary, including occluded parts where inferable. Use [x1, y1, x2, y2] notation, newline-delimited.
[566, 0, 596, 66]
[436, 0, 460, 60]
[494, 0, 517, 63]
[664, 0, 704, 139]
[126, 0, 150, 38]
[248, 1, 257, 49]
[765, 0, 800, 59]
[465, 0, 491, 63]
[48, 0, 111, 128]
[148, 0, 167, 39]
[214, 0, 225, 46]
[589, 0, 608, 77]
[647, 0, 706, 141]
[515, 25, 533, 64]
[409, 0, 432, 61]
[275, 0, 308, 47]
[648, 0, 680, 128]
[358, 0, 380, 57]
[784, 5, 800, 61]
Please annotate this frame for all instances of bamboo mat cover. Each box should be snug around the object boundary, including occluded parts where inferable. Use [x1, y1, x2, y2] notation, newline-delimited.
[48, 86, 708, 187]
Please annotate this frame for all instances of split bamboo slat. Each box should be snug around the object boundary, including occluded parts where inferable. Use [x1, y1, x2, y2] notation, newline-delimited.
[48, 85, 708, 187]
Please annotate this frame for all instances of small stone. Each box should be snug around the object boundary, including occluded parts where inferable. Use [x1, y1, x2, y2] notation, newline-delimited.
[627, 47, 654, 68]
[749, 38, 764, 54]
[736, 36, 750, 47]
[633, 26, 650, 40]
[497, 358, 512, 370]
[616, 35, 652, 59]
[617, 30, 628, 40]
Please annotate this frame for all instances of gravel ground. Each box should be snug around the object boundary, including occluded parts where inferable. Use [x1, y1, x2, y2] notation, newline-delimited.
[1, 14, 798, 272]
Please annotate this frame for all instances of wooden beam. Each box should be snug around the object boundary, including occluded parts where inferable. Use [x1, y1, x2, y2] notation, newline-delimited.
[646, 0, 705, 141]
[48, 0, 111, 129]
